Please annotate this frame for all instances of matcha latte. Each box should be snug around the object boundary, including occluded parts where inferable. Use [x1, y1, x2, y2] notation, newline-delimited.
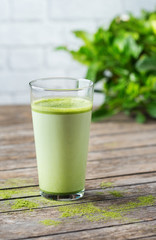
[32, 97, 92, 198]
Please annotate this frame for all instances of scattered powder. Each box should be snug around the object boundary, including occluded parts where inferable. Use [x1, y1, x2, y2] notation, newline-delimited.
[109, 195, 155, 212]
[86, 210, 122, 222]
[0, 190, 19, 199]
[59, 203, 101, 218]
[0, 178, 34, 188]
[137, 195, 155, 205]
[58, 195, 155, 222]
[11, 199, 39, 210]
[2, 178, 155, 225]
[0, 187, 38, 200]
[59, 202, 123, 222]
[97, 192, 104, 195]
[100, 182, 114, 188]
[109, 190, 124, 198]
[40, 219, 61, 226]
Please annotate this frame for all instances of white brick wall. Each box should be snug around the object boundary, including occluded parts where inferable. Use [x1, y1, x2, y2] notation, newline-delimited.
[0, 49, 7, 69]
[48, 0, 123, 20]
[11, 0, 46, 20]
[0, 0, 9, 21]
[9, 48, 44, 70]
[0, 0, 156, 105]
[123, 0, 156, 15]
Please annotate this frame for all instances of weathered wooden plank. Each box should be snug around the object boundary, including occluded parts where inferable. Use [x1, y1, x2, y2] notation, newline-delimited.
[0, 142, 156, 170]
[0, 158, 36, 171]
[0, 137, 156, 163]
[34, 220, 156, 240]
[89, 130, 156, 152]
[0, 169, 156, 199]
[0, 135, 156, 162]
[0, 198, 156, 240]
[88, 145, 156, 161]
[87, 153, 156, 179]
[1, 145, 156, 171]
[0, 106, 156, 240]
[1, 180, 156, 209]
[0, 106, 31, 126]
[1, 119, 156, 142]
[0, 153, 155, 182]
[0, 105, 154, 125]
[1, 170, 156, 192]
[1, 106, 156, 146]
[1, 120, 156, 142]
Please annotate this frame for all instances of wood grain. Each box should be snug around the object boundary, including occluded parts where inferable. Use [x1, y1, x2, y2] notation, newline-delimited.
[1, 180, 156, 210]
[35, 221, 156, 240]
[0, 105, 156, 240]
[0, 153, 156, 181]
[1, 203, 156, 239]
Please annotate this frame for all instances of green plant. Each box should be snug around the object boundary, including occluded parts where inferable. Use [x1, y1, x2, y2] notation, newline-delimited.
[56, 10, 156, 123]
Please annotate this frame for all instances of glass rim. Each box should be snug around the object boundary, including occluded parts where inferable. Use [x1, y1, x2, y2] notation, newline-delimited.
[29, 77, 94, 92]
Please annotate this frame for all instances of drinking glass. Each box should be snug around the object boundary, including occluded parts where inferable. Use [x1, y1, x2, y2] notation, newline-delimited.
[29, 77, 94, 200]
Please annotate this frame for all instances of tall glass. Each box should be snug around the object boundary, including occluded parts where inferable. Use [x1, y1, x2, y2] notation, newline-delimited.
[29, 78, 94, 200]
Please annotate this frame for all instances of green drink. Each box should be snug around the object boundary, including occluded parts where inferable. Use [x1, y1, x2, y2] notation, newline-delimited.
[29, 78, 94, 200]
[32, 97, 92, 196]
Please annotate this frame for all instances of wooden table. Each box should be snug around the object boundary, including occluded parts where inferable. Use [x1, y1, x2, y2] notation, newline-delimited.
[0, 105, 156, 240]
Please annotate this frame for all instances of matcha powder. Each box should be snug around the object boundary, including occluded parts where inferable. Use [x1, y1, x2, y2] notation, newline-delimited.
[39, 195, 155, 226]
[11, 199, 39, 210]
[58, 195, 155, 222]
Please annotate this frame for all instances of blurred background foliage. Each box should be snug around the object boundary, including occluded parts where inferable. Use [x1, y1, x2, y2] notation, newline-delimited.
[57, 10, 156, 123]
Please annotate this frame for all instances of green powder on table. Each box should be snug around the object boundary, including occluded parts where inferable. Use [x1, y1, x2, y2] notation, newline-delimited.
[0, 187, 38, 200]
[0, 178, 34, 188]
[109, 195, 155, 212]
[100, 182, 114, 188]
[86, 210, 122, 222]
[109, 190, 124, 197]
[97, 191, 104, 195]
[0, 190, 19, 199]
[40, 219, 61, 226]
[58, 195, 155, 222]
[59, 203, 101, 218]
[59, 202, 123, 221]
[11, 199, 39, 210]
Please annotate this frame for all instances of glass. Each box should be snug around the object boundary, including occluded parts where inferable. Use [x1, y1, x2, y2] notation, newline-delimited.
[29, 77, 94, 201]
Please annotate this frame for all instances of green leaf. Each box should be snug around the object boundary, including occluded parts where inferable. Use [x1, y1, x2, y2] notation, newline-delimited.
[136, 55, 156, 72]
[55, 46, 68, 51]
[151, 19, 156, 34]
[126, 82, 139, 98]
[69, 47, 93, 65]
[73, 31, 93, 45]
[146, 75, 156, 90]
[146, 102, 156, 118]
[136, 112, 146, 123]
[114, 35, 142, 59]
[86, 63, 99, 82]
[55, 9, 156, 123]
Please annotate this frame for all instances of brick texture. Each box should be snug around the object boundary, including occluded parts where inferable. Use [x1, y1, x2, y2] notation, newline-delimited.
[12, 0, 46, 20]
[0, 0, 9, 21]
[0, 23, 63, 45]
[9, 48, 43, 70]
[0, 49, 7, 69]
[48, 0, 123, 19]
[124, 0, 156, 16]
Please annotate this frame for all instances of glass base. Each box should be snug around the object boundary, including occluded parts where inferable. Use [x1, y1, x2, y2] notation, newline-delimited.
[40, 189, 84, 201]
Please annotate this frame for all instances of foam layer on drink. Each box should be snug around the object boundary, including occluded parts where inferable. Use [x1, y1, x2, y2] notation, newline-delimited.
[32, 97, 92, 114]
